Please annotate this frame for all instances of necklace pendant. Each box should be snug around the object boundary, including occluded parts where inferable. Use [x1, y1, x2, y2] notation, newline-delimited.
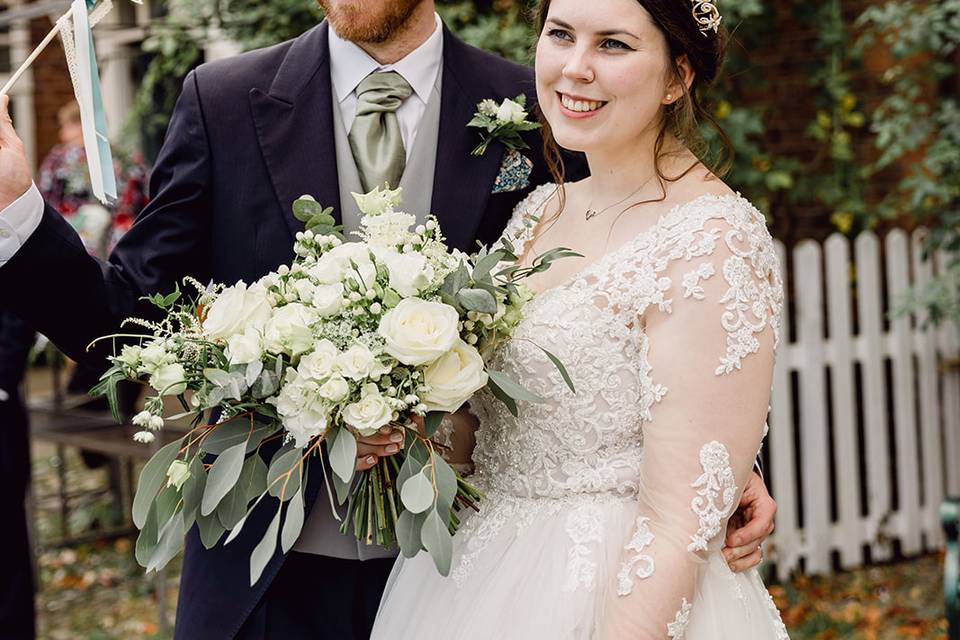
[585, 209, 598, 221]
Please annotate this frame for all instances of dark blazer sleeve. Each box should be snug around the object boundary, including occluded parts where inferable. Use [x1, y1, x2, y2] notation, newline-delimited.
[0, 70, 214, 368]
[0, 311, 33, 392]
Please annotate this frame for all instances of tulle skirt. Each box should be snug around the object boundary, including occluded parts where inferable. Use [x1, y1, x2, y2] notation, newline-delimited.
[371, 491, 789, 639]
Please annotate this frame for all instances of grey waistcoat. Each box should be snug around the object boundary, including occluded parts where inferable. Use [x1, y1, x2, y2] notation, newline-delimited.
[292, 72, 442, 560]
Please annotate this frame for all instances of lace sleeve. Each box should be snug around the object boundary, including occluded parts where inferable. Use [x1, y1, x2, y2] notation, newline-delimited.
[599, 204, 782, 639]
[493, 182, 557, 252]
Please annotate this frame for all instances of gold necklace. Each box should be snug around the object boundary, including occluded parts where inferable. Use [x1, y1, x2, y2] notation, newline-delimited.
[584, 174, 657, 222]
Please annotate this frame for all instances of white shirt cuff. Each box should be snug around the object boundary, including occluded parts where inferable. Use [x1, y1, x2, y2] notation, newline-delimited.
[0, 183, 44, 267]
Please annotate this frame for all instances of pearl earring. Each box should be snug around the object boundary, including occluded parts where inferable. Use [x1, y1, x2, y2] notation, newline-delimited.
[666, 93, 673, 102]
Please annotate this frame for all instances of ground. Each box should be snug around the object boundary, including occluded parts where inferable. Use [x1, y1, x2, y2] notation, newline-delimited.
[30, 443, 948, 640]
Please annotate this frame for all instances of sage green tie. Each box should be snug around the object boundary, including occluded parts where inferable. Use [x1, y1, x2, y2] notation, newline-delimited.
[349, 71, 414, 191]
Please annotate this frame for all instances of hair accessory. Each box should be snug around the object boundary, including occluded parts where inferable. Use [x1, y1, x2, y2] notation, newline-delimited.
[691, 0, 722, 36]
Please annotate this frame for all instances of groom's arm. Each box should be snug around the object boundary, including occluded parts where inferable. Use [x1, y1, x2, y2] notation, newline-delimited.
[0, 73, 214, 368]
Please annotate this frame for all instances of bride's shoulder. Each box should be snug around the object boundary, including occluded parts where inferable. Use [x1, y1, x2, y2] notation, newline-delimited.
[664, 172, 768, 238]
[501, 182, 560, 246]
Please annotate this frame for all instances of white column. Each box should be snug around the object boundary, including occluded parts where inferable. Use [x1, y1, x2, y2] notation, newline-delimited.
[8, 8, 36, 169]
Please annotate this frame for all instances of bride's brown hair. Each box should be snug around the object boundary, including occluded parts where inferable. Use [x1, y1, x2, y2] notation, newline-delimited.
[534, 0, 734, 202]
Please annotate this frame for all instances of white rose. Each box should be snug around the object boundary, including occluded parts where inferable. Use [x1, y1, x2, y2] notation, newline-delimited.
[117, 344, 142, 368]
[292, 278, 316, 303]
[270, 371, 329, 448]
[150, 363, 187, 396]
[298, 339, 339, 380]
[311, 282, 345, 316]
[309, 252, 347, 285]
[318, 374, 350, 402]
[203, 281, 273, 341]
[381, 250, 434, 297]
[421, 340, 489, 413]
[166, 460, 191, 490]
[139, 341, 171, 375]
[342, 383, 393, 436]
[496, 98, 527, 124]
[263, 303, 315, 356]
[378, 298, 460, 366]
[226, 330, 263, 365]
[336, 343, 379, 381]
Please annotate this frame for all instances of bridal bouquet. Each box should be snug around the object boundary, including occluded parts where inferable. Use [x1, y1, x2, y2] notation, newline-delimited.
[92, 186, 575, 584]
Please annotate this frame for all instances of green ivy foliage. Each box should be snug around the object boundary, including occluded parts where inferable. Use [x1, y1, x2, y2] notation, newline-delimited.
[131, 0, 960, 323]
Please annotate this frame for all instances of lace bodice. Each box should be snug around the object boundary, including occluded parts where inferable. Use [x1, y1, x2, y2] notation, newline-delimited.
[470, 183, 782, 501]
[463, 183, 786, 638]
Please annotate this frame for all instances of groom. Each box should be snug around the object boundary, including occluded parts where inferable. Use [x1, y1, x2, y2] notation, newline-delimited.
[0, 1, 777, 638]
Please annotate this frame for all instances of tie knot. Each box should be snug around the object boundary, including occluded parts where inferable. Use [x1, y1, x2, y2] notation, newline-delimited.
[355, 71, 413, 115]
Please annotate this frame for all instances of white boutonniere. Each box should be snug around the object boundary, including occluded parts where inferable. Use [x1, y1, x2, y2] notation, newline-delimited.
[468, 95, 542, 157]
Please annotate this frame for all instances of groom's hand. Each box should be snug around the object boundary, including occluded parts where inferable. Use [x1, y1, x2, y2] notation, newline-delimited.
[722, 470, 776, 572]
[0, 96, 33, 211]
[356, 426, 405, 471]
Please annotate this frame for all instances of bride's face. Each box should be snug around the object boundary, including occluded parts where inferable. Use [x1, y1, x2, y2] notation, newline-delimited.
[535, 0, 677, 155]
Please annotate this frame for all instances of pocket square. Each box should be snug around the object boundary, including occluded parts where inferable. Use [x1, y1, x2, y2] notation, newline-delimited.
[492, 149, 533, 194]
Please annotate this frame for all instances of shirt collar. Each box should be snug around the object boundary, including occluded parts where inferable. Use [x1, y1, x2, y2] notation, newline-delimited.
[328, 13, 444, 104]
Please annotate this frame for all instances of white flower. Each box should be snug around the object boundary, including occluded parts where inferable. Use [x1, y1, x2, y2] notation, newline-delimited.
[139, 341, 172, 375]
[336, 343, 379, 381]
[133, 431, 156, 444]
[328, 243, 378, 288]
[496, 98, 527, 124]
[203, 281, 273, 341]
[132, 410, 153, 428]
[308, 252, 347, 285]
[342, 383, 393, 436]
[311, 282, 345, 316]
[116, 344, 142, 368]
[360, 211, 417, 248]
[379, 250, 435, 297]
[270, 370, 329, 448]
[378, 298, 460, 366]
[478, 98, 500, 117]
[318, 374, 350, 402]
[150, 363, 187, 396]
[226, 330, 264, 365]
[292, 278, 316, 303]
[421, 340, 489, 413]
[166, 460, 191, 490]
[263, 303, 315, 356]
[297, 339, 339, 380]
[351, 185, 403, 216]
[149, 415, 165, 431]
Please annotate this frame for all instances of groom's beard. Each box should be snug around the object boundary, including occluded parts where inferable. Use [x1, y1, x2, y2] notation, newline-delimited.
[318, 0, 426, 44]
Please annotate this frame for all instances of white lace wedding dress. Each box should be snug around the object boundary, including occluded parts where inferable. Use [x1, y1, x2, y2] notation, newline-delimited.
[371, 184, 791, 639]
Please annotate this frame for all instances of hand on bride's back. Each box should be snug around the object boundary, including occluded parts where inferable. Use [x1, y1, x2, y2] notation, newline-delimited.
[0, 96, 33, 211]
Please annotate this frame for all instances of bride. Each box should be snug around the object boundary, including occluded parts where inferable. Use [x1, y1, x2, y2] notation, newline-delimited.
[372, 0, 789, 637]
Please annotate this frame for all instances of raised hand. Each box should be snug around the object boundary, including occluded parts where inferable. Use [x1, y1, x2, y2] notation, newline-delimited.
[0, 95, 33, 212]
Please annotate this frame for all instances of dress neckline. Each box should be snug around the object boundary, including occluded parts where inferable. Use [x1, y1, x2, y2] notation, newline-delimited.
[515, 185, 751, 299]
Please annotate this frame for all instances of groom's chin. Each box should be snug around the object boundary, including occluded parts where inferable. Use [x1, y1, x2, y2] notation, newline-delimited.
[319, 0, 426, 44]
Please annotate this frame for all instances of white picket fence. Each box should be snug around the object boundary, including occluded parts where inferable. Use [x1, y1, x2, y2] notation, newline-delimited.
[766, 228, 960, 580]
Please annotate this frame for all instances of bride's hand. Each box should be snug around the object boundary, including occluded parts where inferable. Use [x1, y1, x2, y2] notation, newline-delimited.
[0, 96, 33, 212]
[355, 425, 405, 471]
[722, 470, 777, 572]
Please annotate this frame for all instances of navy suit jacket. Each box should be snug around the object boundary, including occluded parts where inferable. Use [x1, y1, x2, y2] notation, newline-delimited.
[0, 22, 586, 638]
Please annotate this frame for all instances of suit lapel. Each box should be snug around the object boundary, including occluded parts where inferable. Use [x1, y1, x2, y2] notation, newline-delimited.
[250, 22, 341, 241]
[431, 28, 506, 252]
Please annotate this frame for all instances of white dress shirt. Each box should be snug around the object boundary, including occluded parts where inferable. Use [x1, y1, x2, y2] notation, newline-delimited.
[0, 14, 445, 265]
[328, 12, 443, 160]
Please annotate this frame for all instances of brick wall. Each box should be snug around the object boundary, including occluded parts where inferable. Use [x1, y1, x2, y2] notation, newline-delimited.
[30, 15, 74, 171]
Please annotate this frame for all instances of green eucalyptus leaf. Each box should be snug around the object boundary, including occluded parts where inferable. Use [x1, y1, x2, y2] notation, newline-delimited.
[421, 508, 453, 576]
[396, 509, 425, 559]
[486, 376, 518, 417]
[534, 344, 576, 393]
[329, 427, 358, 484]
[487, 370, 546, 405]
[266, 448, 303, 501]
[135, 500, 160, 568]
[200, 419, 274, 455]
[396, 451, 423, 492]
[457, 288, 498, 314]
[281, 487, 305, 553]
[201, 442, 247, 516]
[292, 197, 324, 222]
[133, 437, 184, 528]
[250, 505, 282, 586]
[147, 511, 185, 573]
[423, 412, 446, 439]
[433, 456, 458, 512]
[197, 511, 226, 549]
[400, 469, 435, 514]
[182, 456, 206, 529]
[217, 455, 268, 529]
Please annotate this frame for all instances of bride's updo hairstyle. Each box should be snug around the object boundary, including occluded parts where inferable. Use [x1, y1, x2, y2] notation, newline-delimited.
[534, 0, 734, 191]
